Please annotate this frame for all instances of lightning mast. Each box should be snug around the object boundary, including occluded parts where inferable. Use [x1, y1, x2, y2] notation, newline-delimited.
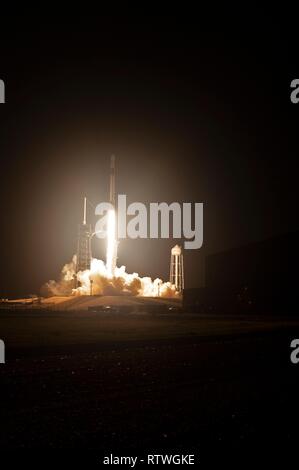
[76, 196, 92, 276]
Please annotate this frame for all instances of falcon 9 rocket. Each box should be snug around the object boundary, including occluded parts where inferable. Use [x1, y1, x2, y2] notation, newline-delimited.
[106, 155, 118, 276]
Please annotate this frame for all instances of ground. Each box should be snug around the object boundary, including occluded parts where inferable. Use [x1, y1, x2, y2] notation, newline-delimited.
[0, 309, 299, 465]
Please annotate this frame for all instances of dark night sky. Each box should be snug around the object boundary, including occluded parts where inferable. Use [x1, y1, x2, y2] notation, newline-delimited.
[0, 17, 298, 297]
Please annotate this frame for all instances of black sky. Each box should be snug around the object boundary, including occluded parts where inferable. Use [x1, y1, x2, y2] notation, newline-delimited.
[0, 17, 298, 297]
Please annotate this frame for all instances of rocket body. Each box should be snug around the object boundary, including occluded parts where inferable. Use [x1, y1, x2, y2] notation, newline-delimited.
[109, 154, 116, 207]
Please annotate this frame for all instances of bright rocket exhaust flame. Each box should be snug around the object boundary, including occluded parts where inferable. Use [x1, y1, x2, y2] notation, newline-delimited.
[106, 209, 116, 277]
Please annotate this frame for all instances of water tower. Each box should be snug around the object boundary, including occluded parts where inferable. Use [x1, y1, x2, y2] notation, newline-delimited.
[170, 245, 184, 293]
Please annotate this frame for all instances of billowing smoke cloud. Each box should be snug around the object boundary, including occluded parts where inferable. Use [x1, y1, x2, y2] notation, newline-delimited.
[42, 256, 177, 298]
[41, 256, 77, 297]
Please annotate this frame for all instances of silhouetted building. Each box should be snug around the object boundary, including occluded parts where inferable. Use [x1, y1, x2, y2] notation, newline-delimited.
[184, 232, 298, 315]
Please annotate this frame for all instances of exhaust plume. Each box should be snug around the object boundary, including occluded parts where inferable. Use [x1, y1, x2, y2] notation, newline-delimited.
[42, 255, 177, 298]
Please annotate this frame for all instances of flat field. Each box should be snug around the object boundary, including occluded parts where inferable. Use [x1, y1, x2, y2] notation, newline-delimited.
[0, 309, 298, 464]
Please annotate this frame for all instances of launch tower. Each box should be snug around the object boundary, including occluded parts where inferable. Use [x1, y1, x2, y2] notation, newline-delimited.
[76, 197, 92, 274]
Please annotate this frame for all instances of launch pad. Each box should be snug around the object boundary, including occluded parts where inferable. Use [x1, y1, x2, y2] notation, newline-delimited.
[41, 294, 182, 312]
[44, 155, 183, 299]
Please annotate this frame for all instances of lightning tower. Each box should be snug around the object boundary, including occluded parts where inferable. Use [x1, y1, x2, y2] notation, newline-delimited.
[76, 197, 92, 276]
